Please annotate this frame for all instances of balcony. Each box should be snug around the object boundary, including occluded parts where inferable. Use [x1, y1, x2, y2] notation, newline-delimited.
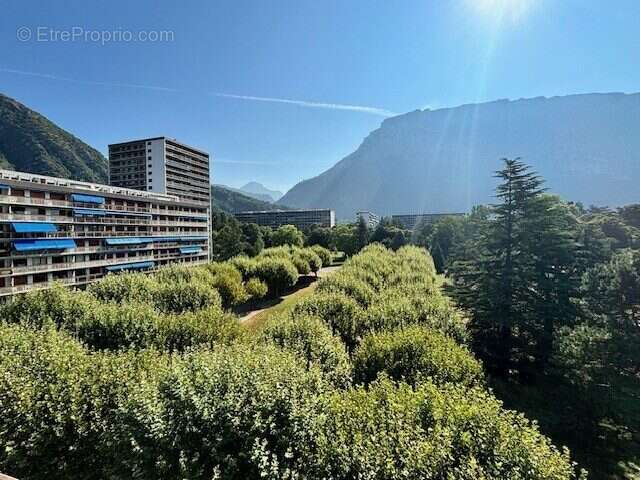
[7, 254, 156, 275]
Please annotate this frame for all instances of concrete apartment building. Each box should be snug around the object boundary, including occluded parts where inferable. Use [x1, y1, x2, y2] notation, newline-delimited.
[391, 212, 466, 231]
[0, 168, 210, 299]
[234, 209, 336, 230]
[109, 137, 210, 204]
[356, 211, 381, 229]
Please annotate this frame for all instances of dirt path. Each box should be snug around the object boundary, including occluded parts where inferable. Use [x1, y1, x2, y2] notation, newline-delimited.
[240, 265, 340, 328]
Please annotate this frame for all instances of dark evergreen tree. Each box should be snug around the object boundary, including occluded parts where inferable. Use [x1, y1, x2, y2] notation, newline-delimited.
[356, 215, 370, 251]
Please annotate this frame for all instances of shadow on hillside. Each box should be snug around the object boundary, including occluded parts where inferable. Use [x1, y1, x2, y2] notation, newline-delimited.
[490, 374, 640, 480]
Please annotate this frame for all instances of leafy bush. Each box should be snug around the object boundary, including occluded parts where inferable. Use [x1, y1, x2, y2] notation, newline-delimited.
[271, 224, 304, 247]
[152, 281, 221, 314]
[206, 262, 249, 307]
[88, 272, 156, 304]
[229, 255, 258, 280]
[261, 313, 352, 387]
[245, 277, 268, 299]
[316, 274, 377, 306]
[311, 245, 332, 267]
[253, 257, 299, 296]
[1, 284, 241, 352]
[297, 248, 323, 274]
[353, 325, 483, 388]
[305, 378, 581, 480]
[291, 251, 311, 275]
[0, 325, 328, 479]
[293, 292, 367, 352]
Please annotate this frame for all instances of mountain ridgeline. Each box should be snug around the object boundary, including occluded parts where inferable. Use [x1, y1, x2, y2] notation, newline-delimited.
[280, 92, 640, 219]
[0, 93, 108, 183]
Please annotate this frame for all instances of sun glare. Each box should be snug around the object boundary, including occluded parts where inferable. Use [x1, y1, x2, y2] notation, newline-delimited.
[469, 0, 536, 23]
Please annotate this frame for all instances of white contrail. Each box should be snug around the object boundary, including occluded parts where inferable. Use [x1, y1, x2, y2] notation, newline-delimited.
[0, 67, 178, 92]
[213, 93, 397, 117]
[0, 67, 397, 116]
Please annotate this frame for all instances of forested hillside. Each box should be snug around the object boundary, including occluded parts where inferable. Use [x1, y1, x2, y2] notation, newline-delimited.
[0, 93, 108, 183]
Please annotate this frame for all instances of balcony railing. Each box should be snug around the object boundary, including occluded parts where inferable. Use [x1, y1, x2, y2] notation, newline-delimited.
[7, 255, 156, 275]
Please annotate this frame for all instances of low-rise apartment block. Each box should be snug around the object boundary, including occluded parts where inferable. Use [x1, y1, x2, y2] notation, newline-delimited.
[234, 209, 335, 230]
[391, 212, 466, 230]
[0, 169, 210, 299]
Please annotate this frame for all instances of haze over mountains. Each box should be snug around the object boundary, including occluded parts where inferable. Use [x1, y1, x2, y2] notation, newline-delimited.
[218, 182, 284, 203]
[280, 93, 640, 219]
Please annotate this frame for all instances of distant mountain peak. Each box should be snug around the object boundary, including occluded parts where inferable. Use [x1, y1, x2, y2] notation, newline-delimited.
[238, 181, 283, 202]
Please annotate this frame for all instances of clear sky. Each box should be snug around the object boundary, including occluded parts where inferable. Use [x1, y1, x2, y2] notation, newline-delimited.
[1, 0, 638, 192]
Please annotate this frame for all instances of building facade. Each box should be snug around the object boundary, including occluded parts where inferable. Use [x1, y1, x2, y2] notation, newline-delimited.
[234, 209, 335, 230]
[391, 212, 466, 231]
[0, 169, 210, 299]
[109, 137, 210, 204]
[356, 211, 380, 229]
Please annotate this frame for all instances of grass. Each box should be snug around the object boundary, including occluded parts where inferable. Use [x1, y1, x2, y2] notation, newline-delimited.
[242, 277, 317, 330]
[490, 373, 640, 480]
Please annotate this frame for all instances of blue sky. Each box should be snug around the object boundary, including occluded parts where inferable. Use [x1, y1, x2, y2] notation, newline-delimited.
[1, 0, 639, 192]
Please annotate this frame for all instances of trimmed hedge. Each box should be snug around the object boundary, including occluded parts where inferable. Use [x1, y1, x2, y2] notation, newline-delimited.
[0, 285, 242, 351]
[306, 378, 581, 480]
[0, 324, 581, 480]
[353, 325, 484, 388]
[261, 313, 352, 388]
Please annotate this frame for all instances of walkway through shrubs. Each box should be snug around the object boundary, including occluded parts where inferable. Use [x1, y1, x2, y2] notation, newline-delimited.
[0, 244, 585, 479]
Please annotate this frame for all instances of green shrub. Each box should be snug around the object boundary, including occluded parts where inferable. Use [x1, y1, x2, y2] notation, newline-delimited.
[293, 292, 367, 352]
[152, 281, 221, 314]
[353, 326, 483, 388]
[229, 255, 257, 280]
[271, 224, 304, 247]
[254, 257, 299, 296]
[88, 272, 156, 304]
[316, 274, 376, 306]
[305, 378, 581, 480]
[297, 248, 323, 274]
[245, 277, 268, 299]
[157, 344, 330, 478]
[206, 262, 249, 307]
[291, 251, 311, 274]
[311, 245, 332, 267]
[262, 313, 352, 387]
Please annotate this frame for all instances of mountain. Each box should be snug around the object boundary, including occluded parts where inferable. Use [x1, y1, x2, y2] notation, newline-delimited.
[239, 182, 283, 202]
[0, 93, 108, 183]
[280, 93, 640, 220]
[211, 185, 286, 213]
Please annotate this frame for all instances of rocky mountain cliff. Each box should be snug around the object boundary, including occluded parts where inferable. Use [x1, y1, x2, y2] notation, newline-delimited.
[280, 93, 640, 219]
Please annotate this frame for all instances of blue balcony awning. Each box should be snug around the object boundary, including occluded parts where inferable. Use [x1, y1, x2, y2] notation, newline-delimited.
[180, 246, 202, 254]
[142, 236, 209, 243]
[106, 261, 155, 272]
[0, 184, 10, 189]
[13, 238, 77, 252]
[74, 208, 106, 216]
[11, 222, 58, 233]
[72, 193, 105, 204]
[105, 237, 150, 246]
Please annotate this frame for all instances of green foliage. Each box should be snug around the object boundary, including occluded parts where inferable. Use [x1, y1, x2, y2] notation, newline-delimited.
[0, 93, 109, 182]
[310, 244, 332, 266]
[271, 224, 305, 247]
[152, 280, 221, 314]
[206, 262, 249, 307]
[245, 277, 268, 299]
[1, 284, 243, 352]
[253, 257, 299, 296]
[261, 313, 352, 388]
[353, 326, 484, 388]
[229, 255, 258, 280]
[0, 325, 328, 479]
[307, 378, 582, 480]
[293, 292, 367, 352]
